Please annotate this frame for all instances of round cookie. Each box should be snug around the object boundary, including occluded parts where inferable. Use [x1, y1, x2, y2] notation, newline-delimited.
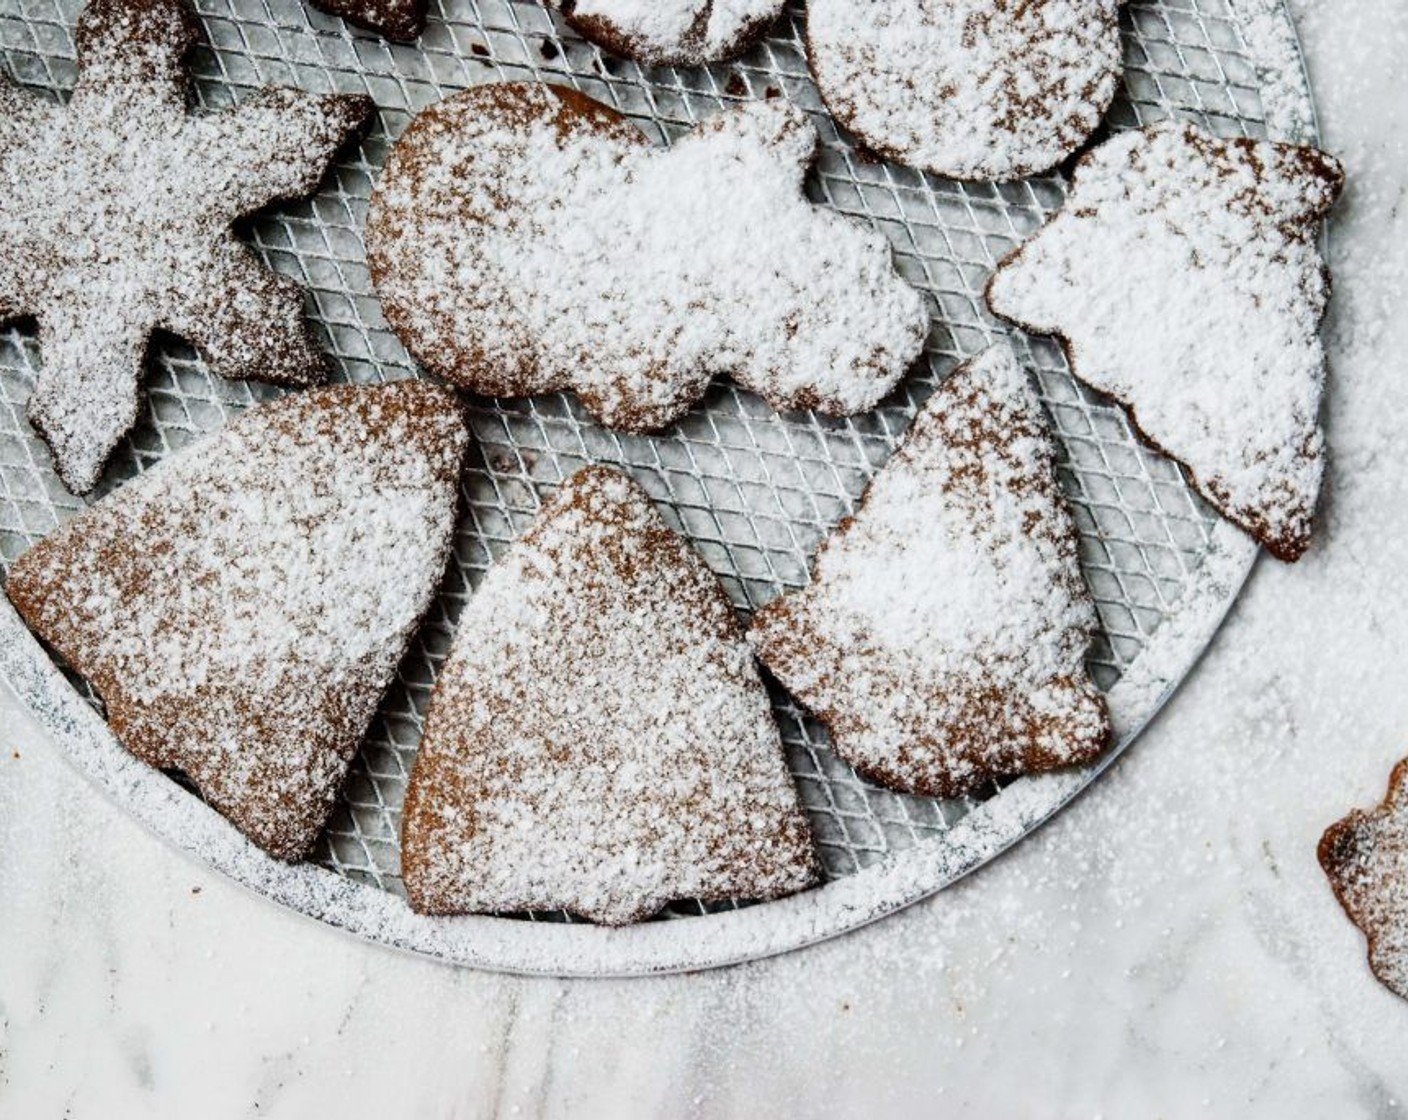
[543, 0, 784, 66]
[366, 83, 928, 433]
[806, 0, 1127, 181]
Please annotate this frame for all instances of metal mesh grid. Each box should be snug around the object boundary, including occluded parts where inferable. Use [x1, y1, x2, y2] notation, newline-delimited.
[0, 0, 1288, 919]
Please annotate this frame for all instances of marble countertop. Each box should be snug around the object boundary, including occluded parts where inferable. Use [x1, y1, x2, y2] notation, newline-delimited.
[3, 1, 1407, 1115]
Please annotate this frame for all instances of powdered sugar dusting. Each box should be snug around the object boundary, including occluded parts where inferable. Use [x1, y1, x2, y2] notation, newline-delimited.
[806, 0, 1125, 181]
[987, 120, 1343, 561]
[402, 465, 817, 925]
[366, 83, 928, 432]
[5, 382, 468, 861]
[750, 343, 1109, 799]
[545, 0, 782, 65]
[1320, 759, 1408, 1000]
[0, 0, 370, 494]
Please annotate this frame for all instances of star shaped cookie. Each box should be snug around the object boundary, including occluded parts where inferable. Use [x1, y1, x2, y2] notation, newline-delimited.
[0, 0, 372, 493]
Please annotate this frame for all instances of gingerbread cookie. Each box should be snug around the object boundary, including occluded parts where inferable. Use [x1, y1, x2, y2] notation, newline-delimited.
[1319, 759, 1408, 1001]
[0, 0, 372, 494]
[749, 343, 1109, 799]
[309, 0, 424, 41]
[366, 83, 928, 433]
[543, 0, 784, 66]
[5, 382, 469, 861]
[402, 466, 818, 925]
[806, 0, 1127, 181]
[986, 121, 1343, 561]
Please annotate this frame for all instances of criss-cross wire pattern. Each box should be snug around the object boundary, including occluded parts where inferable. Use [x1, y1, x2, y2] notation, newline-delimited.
[0, 0, 1294, 920]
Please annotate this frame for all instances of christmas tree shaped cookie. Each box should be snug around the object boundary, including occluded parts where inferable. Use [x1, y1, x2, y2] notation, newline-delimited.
[401, 466, 818, 925]
[0, 0, 372, 493]
[6, 382, 469, 860]
[1320, 758, 1408, 1001]
[543, 0, 784, 66]
[987, 120, 1344, 560]
[750, 343, 1109, 799]
[366, 84, 928, 434]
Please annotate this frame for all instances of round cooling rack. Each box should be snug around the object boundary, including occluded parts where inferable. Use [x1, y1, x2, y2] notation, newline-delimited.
[0, 0, 1323, 975]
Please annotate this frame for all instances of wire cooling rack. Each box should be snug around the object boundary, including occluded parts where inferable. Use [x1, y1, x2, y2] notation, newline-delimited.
[0, 0, 1320, 973]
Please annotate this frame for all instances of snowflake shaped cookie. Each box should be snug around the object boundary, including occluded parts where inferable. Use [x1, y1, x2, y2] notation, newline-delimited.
[0, 0, 372, 493]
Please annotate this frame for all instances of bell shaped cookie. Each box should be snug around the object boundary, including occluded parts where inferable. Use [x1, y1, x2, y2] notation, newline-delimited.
[750, 343, 1109, 799]
[542, 0, 784, 66]
[367, 83, 928, 433]
[807, 0, 1127, 181]
[6, 382, 469, 860]
[987, 121, 1343, 561]
[402, 466, 818, 925]
[0, 0, 371, 494]
[1320, 759, 1408, 1001]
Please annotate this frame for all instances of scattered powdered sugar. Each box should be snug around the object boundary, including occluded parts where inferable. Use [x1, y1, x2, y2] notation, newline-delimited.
[401, 465, 818, 926]
[806, 0, 1125, 181]
[1319, 758, 1408, 1000]
[0, 0, 370, 494]
[987, 120, 1344, 561]
[750, 343, 1109, 799]
[4, 381, 468, 861]
[545, 0, 782, 65]
[366, 83, 928, 433]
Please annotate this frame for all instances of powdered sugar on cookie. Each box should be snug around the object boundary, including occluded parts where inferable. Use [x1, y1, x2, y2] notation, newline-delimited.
[0, 0, 370, 494]
[1320, 759, 1408, 1001]
[806, 0, 1126, 181]
[987, 120, 1343, 561]
[309, 0, 425, 41]
[401, 465, 818, 925]
[5, 382, 469, 861]
[545, 0, 782, 65]
[366, 83, 928, 432]
[750, 343, 1109, 799]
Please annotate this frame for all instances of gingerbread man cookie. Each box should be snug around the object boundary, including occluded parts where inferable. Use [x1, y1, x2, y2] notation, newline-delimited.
[6, 382, 469, 861]
[1320, 759, 1408, 1001]
[750, 343, 1109, 799]
[542, 0, 784, 66]
[806, 0, 1127, 181]
[0, 0, 372, 494]
[987, 121, 1344, 561]
[402, 466, 818, 925]
[366, 83, 928, 433]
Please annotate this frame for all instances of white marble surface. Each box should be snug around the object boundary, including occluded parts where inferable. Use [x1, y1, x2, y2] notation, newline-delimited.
[3, 1, 1408, 1115]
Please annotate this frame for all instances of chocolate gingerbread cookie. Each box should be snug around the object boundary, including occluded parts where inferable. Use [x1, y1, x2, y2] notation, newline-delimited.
[806, 0, 1127, 181]
[402, 466, 818, 925]
[6, 382, 469, 861]
[749, 343, 1109, 799]
[309, 0, 425, 41]
[987, 120, 1344, 561]
[543, 0, 784, 66]
[0, 0, 371, 494]
[366, 83, 928, 433]
[1320, 759, 1408, 1001]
